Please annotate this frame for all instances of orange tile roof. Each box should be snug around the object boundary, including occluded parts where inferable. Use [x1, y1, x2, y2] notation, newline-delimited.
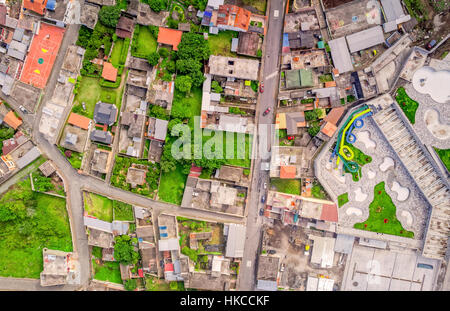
[23, 0, 48, 15]
[323, 106, 345, 125]
[217, 5, 251, 31]
[157, 27, 183, 51]
[3, 111, 22, 129]
[280, 166, 296, 179]
[321, 121, 337, 137]
[102, 62, 118, 82]
[68, 112, 91, 130]
[325, 81, 337, 87]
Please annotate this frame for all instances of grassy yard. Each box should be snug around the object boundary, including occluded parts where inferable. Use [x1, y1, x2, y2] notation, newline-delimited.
[171, 87, 203, 120]
[72, 76, 102, 119]
[208, 31, 238, 57]
[158, 163, 188, 205]
[0, 179, 72, 278]
[201, 130, 253, 168]
[145, 276, 184, 291]
[92, 259, 122, 284]
[270, 178, 301, 195]
[132, 25, 157, 58]
[83, 192, 113, 222]
[110, 38, 124, 67]
[59, 147, 83, 170]
[354, 182, 414, 238]
[337, 192, 349, 208]
[434, 148, 450, 172]
[343, 144, 372, 182]
[112, 200, 134, 221]
[395, 87, 419, 124]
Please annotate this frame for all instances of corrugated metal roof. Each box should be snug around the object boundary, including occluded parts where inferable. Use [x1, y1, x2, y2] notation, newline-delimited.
[346, 26, 385, 53]
[256, 280, 277, 291]
[334, 234, 355, 254]
[225, 223, 246, 258]
[16, 146, 40, 168]
[380, 0, 405, 22]
[328, 37, 353, 73]
[84, 216, 113, 233]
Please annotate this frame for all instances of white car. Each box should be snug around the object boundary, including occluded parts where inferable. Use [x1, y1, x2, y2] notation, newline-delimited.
[19, 105, 27, 113]
[274, 10, 279, 18]
[263, 182, 267, 189]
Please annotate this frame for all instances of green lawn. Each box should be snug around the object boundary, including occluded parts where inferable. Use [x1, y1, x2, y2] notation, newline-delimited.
[58, 147, 83, 170]
[0, 179, 72, 278]
[354, 182, 414, 238]
[208, 31, 238, 57]
[132, 25, 157, 58]
[92, 259, 122, 284]
[201, 130, 253, 168]
[270, 178, 301, 195]
[338, 192, 349, 208]
[171, 87, 203, 120]
[158, 163, 188, 205]
[434, 148, 450, 172]
[83, 192, 113, 222]
[311, 182, 328, 199]
[110, 38, 124, 67]
[113, 200, 134, 221]
[145, 276, 184, 291]
[72, 76, 125, 119]
[343, 144, 372, 181]
[395, 87, 419, 124]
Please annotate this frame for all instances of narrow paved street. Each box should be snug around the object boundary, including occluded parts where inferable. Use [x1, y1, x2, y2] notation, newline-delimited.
[238, 0, 286, 290]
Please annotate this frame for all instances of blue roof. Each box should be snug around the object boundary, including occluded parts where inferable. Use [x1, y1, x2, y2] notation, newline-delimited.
[283, 33, 290, 47]
[46, 0, 56, 11]
[204, 11, 212, 17]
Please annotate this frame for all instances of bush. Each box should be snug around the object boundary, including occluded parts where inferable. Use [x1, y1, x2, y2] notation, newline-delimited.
[158, 47, 169, 58]
[147, 52, 160, 66]
[147, 0, 168, 12]
[124, 279, 137, 291]
[98, 6, 121, 28]
[256, 49, 262, 57]
[211, 80, 223, 93]
[99, 76, 121, 88]
[169, 281, 178, 290]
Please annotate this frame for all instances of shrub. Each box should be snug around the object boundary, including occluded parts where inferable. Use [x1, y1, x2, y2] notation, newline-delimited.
[98, 6, 121, 28]
[256, 49, 262, 57]
[147, 52, 160, 66]
[124, 279, 137, 291]
[158, 47, 169, 58]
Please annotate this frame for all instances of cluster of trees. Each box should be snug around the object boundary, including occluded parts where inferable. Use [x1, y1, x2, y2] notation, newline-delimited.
[113, 235, 139, 265]
[211, 80, 223, 93]
[149, 104, 170, 120]
[32, 173, 55, 193]
[173, 33, 210, 92]
[98, 5, 121, 28]
[143, 0, 168, 13]
[0, 125, 14, 151]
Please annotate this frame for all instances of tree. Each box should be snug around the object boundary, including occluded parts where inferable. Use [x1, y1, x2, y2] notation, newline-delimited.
[175, 59, 202, 74]
[148, 0, 167, 13]
[0, 179, 35, 222]
[177, 33, 210, 62]
[147, 52, 160, 66]
[124, 279, 137, 291]
[98, 6, 121, 28]
[211, 80, 223, 93]
[113, 235, 139, 264]
[190, 70, 205, 88]
[305, 109, 319, 121]
[168, 118, 183, 132]
[149, 105, 169, 120]
[158, 47, 169, 58]
[166, 60, 176, 73]
[175, 75, 192, 93]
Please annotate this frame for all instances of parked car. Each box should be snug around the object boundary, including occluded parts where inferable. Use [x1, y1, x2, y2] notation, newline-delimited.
[267, 249, 276, 254]
[280, 263, 285, 272]
[259, 208, 264, 216]
[262, 107, 271, 116]
[261, 195, 266, 203]
[259, 82, 264, 93]
[426, 39, 437, 50]
[287, 136, 295, 140]
[263, 182, 267, 189]
[19, 105, 27, 113]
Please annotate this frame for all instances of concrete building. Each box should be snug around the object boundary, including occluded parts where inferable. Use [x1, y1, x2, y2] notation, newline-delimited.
[208, 55, 259, 80]
[224, 223, 246, 258]
[256, 255, 279, 291]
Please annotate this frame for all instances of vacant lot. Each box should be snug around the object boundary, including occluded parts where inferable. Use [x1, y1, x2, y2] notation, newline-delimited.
[158, 163, 188, 205]
[132, 25, 157, 58]
[83, 192, 113, 222]
[354, 182, 414, 238]
[92, 259, 122, 284]
[171, 87, 203, 121]
[0, 179, 72, 278]
[110, 38, 124, 67]
[270, 178, 301, 195]
[208, 31, 238, 57]
[113, 200, 134, 221]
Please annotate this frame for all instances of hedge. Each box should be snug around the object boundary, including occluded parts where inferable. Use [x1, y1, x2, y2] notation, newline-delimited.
[99, 76, 122, 88]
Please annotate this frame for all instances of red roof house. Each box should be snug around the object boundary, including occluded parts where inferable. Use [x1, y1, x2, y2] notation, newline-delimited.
[157, 27, 183, 51]
[280, 165, 296, 179]
[23, 0, 48, 15]
[102, 62, 118, 82]
[67, 112, 91, 130]
[217, 5, 251, 32]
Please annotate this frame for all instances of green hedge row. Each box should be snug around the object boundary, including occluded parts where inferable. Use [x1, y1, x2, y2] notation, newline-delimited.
[99, 76, 122, 88]
[119, 38, 130, 65]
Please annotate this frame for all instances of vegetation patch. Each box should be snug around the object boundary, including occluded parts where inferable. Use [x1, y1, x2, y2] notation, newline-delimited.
[83, 192, 113, 222]
[92, 259, 122, 284]
[113, 201, 134, 221]
[434, 148, 450, 172]
[0, 179, 72, 278]
[59, 147, 83, 170]
[270, 178, 301, 195]
[354, 182, 414, 238]
[157, 163, 188, 205]
[337, 192, 349, 208]
[208, 31, 237, 57]
[395, 87, 419, 124]
[311, 181, 328, 199]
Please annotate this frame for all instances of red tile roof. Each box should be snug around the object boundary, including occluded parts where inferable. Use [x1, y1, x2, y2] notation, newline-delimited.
[68, 112, 91, 130]
[164, 263, 174, 272]
[102, 62, 118, 82]
[320, 204, 338, 222]
[280, 166, 296, 179]
[323, 106, 345, 125]
[23, 0, 48, 15]
[217, 5, 251, 31]
[321, 121, 337, 137]
[3, 111, 22, 129]
[157, 27, 183, 51]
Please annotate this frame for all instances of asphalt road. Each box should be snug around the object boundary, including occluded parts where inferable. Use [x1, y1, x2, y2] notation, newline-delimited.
[238, 0, 286, 291]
